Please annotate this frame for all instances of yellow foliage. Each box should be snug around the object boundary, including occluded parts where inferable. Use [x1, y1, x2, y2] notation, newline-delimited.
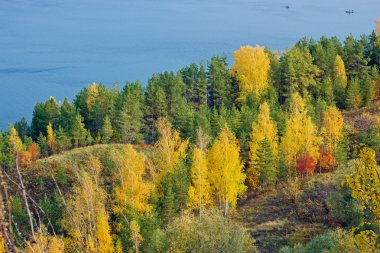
[187, 148, 213, 213]
[86, 83, 99, 110]
[154, 117, 189, 180]
[26, 228, 64, 253]
[376, 19, 380, 36]
[130, 220, 143, 253]
[281, 93, 321, 171]
[334, 55, 347, 86]
[62, 171, 107, 252]
[231, 45, 270, 101]
[96, 208, 114, 253]
[345, 148, 380, 226]
[208, 125, 246, 215]
[47, 122, 58, 154]
[8, 127, 23, 154]
[247, 102, 278, 189]
[0, 236, 4, 253]
[321, 106, 344, 152]
[113, 144, 153, 215]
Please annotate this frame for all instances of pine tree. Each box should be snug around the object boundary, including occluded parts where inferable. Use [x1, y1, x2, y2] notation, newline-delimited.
[56, 126, 71, 152]
[208, 55, 232, 109]
[71, 113, 87, 147]
[101, 116, 113, 144]
[247, 102, 278, 189]
[255, 138, 277, 187]
[346, 77, 362, 109]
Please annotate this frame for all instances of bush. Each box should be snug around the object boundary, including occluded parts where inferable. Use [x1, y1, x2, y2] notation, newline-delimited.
[165, 211, 257, 253]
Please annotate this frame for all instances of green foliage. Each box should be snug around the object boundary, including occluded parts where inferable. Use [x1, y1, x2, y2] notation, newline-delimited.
[165, 212, 257, 253]
[255, 138, 277, 187]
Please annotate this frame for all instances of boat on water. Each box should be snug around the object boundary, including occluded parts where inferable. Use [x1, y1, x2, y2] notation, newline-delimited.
[285, 5, 290, 9]
[345, 10, 354, 14]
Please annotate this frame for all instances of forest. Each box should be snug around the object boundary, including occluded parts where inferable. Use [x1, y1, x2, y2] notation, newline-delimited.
[0, 27, 380, 252]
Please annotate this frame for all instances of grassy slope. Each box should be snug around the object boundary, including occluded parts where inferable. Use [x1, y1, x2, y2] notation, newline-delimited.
[234, 174, 337, 253]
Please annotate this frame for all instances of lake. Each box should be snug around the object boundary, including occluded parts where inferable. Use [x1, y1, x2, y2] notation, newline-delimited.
[0, 0, 379, 129]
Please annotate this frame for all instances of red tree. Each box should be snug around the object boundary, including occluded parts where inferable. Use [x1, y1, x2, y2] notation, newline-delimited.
[296, 153, 316, 175]
[28, 142, 39, 161]
[319, 147, 337, 171]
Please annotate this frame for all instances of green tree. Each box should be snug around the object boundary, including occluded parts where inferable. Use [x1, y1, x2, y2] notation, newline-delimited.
[346, 77, 362, 109]
[71, 113, 87, 147]
[255, 138, 277, 187]
[101, 116, 113, 144]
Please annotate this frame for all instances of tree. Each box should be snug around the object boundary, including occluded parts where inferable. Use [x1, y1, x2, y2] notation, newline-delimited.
[56, 126, 71, 152]
[345, 148, 380, 226]
[247, 102, 278, 189]
[281, 93, 321, 174]
[334, 55, 347, 86]
[71, 113, 87, 147]
[187, 147, 212, 216]
[254, 138, 277, 187]
[319, 147, 337, 171]
[296, 152, 317, 175]
[101, 116, 113, 144]
[377, 19, 380, 36]
[112, 145, 153, 215]
[115, 82, 145, 144]
[346, 77, 362, 109]
[130, 220, 142, 253]
[208, 55, 233, 109]
[231, 45, 270, 101]
[321, 106, 344, 153]
[208, 125, 246, 215]
[96, 209, 114, 253]
[154, 118, 189, 181]
[47, 123, 57, 154]
[63, 171, 111, 252]
[280, 46, 320, 98]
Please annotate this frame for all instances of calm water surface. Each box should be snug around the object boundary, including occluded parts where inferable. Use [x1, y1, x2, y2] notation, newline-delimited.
[0, 0, 379, 128]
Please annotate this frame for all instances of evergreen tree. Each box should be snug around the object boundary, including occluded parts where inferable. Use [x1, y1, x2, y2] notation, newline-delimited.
[208, 55, 232, 109]
[255, 138, 277, 187]
[101, 116, 113, 144]
[71, 113, 87, 147]
[346, 77, 362, 109]
[59, 98, 75, 132]
[56, 126, 71, 152]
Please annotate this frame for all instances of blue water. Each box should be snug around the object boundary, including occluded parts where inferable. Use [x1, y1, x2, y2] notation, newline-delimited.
[0, 0, 379, 128]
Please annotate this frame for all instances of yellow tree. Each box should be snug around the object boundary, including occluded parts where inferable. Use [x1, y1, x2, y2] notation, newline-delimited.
[26, 228, 65, 253]
[231, 45, 270, 101]
[154, 117, 189, 181]
[96, 208, 114, 253]
[345, 148, 380, 250]
[208, 125, 246, 215]
[112, 145, 153, 215]
[47, 122, 58, 154]
[86, 83, 99, 110]
[129, 220, 142, 253]
[187, 147, 212, 216]
[334, 55, 347, 86]
[321, 106, 344, 152]
[281, 93, 321, 172]
[63, 171, 112, 252]
[247, 102, 278, 189]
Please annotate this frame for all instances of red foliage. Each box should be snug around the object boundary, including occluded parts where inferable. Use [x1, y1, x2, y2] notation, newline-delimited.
[296, 153, 316, 175]
[319, 147, 337, 171]
[27, 142, 39, 161]
[18, 150, 32, 167]
[138, 141, 148, 148]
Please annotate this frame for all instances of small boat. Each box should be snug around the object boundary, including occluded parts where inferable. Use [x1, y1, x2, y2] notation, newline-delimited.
[345, 10, 354, 14]
[285, 5, 290, 9]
